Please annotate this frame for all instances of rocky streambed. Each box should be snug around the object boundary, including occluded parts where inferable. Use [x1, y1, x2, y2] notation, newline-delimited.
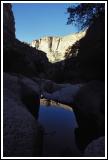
[3, 73, 105, 157]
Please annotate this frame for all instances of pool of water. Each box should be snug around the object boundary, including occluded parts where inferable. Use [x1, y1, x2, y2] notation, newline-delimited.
[38, 105, 81, 157]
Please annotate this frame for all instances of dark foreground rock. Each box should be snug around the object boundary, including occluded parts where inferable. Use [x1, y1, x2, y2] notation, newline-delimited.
[3, 73, 44, 156]
[84, 136, 105, 157]
[3, 3, 15, 41]
[73, 80, 105, 151]
[3, 4, 50, 78]
[3, 4, 47, 156]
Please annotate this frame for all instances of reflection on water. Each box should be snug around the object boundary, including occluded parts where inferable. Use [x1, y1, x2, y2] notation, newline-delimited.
[38, 105, 80, 157]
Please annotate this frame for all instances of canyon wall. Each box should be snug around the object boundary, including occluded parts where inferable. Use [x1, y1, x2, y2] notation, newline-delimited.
[3, 4, 49, 77]
[31, 31, 86, 63]
[3, 3, 15, 43]
[3, 4, 44, 156]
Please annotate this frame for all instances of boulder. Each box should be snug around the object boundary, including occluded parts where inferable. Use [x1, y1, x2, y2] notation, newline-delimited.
[73, 80, 105, 150]
[42, 82, 83, 105]
[19, 75, 41, 119]
[84, 137, 105, 157]
[4, 73, 41, 119]
[3, 96, 43, 157]
[40, 79, 64, 93]
[3, 73, 44, 156]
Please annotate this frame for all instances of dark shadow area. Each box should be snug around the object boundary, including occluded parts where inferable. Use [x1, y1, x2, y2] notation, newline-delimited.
[3, 3, 105, 157]
[47, 10, 105, 84]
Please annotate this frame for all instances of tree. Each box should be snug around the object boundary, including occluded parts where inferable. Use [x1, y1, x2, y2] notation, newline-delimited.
[65, 41, 79, 59]
[67, 3, 105, 29]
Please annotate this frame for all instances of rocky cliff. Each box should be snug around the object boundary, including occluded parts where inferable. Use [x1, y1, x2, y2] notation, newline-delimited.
[31, 31, 86, 63]
[3, 3, 15, 43]
[3, 4, 49, 78]
[3, 4, 45, 156]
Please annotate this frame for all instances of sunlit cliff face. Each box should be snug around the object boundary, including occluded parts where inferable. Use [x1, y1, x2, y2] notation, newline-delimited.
[31, 31, 86, 63]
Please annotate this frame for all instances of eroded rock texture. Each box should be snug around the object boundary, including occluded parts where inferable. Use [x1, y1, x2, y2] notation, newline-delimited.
[31, 32, 86, 63]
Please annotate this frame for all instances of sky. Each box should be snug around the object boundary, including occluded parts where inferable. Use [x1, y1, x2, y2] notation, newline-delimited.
[12, 3, 79, 43]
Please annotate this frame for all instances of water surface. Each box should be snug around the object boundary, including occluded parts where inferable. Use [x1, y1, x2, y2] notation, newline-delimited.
[38, 105, 80, 156]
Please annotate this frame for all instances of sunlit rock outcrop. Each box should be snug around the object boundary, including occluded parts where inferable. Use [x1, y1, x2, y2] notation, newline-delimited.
[31, 31, 86, 63]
